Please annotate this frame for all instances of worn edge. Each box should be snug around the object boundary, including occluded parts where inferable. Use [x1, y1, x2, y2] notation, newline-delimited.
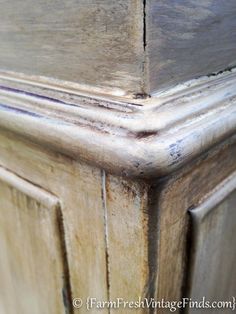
[189, 171, 236, 221]
[0, 71, 235, 178]
[0, 165, 60, 208]
[186, 172, 236, 303]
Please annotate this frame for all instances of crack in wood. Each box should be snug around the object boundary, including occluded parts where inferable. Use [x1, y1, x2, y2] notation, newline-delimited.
[101, 170, 111, 314]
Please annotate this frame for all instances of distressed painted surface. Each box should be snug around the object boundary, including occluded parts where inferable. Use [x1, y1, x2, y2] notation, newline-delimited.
[0, 0, 144, 95]
[0, 131, 155, 313]
[0, 168, 67, 314]
[0, 65, 235, 313]
[155, 139, 236, 312]
[188, 177, 236, 313]
[147, 0, 236, 93]
[0, 70, 236, 178]
[0, 131, 108, 313]
[0, 133, 235, 313]
[105, 175, 150, 313]
[1, 1, 236, 95]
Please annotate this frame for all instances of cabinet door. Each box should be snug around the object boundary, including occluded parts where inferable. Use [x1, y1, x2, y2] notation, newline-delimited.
[187, 173, 236, 313]
[0, 166, 70, 314]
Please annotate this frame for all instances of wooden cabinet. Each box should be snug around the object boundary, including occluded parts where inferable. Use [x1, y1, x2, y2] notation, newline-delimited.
[0, 1, 235, 313]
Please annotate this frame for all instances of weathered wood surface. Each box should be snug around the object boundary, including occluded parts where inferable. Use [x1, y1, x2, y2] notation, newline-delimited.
[0, 167, 68, 314]
[0, 130, 163, 313]
[155, 138, 236, 312]
[0, 130, 235, 313]
[0, 0, 144, 96]
[104, 175, 150, 313]
[0, 131, 155, 313]
[187, 174, 236, 313]
[146, 0, 236, 94]
[0, 25, 235, 312]
[0, 131, 109, 313]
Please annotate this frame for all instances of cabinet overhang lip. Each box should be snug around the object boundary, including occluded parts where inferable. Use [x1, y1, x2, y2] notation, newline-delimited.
[0, 69, 236, 134]
[0, 101, 235, 179]
[0, 71, 235, 178]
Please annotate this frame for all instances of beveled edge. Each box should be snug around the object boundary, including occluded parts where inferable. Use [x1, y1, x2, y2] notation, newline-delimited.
[0, 166, 60, 209]
[187, 171, 236, 303]
[189, 171, 236, 221]
[0, 70, 235, 178]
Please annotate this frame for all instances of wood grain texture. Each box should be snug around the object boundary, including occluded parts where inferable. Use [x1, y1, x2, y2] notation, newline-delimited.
[188, 173, 236, 313]
[146, 0, 236, 94]
[0, 0, 144, 96]
[0, 167, 68, 314]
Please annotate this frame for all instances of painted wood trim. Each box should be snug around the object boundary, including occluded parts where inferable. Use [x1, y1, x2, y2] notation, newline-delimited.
[0, 166, 60, 209]
[0, 137, 109, 314]
[185, 172, 236, 313]
[155, 140, 236, 306]
[189, 172, 236, 221]
[0, 70, 235, 178]
[0, 166, 73, 313]
[188, 171, 236, 293]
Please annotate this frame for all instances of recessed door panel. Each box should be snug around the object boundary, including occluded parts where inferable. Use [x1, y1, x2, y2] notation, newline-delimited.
[187, 174, 236, 313]
[0, 166, 70, 314]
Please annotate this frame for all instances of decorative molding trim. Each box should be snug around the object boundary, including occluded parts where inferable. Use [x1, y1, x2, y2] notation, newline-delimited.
[189, 171, 236, 220]
[0, 165, 73, 313]
[0, 166, 60, 209]
[187, 172, 236, 301]
[0, 70, 235, 178]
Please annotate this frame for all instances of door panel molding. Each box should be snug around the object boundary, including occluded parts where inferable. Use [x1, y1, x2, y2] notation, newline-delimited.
[187, 172, 236, 313]
[0, 165, 73, 314]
